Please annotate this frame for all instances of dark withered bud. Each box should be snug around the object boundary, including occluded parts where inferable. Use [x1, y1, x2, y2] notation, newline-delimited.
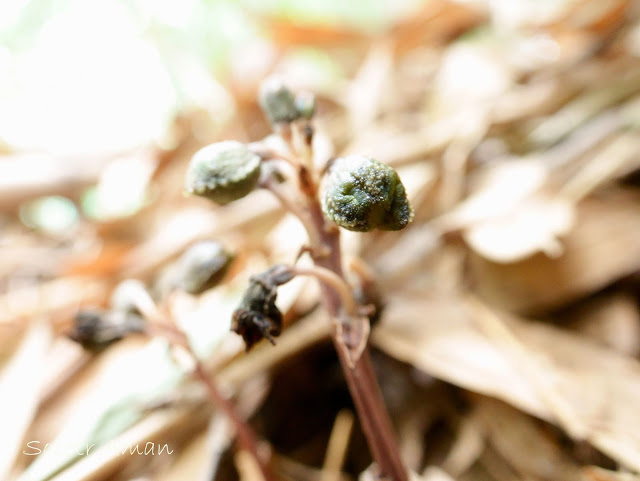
[231, 265, 294, 350]
[321, 155, 414, 232]
[69, 308, 145, 352]
[185, 141, 261, 205]
[171, 240, 233, 294]
[295, 91, 316, 120]
[259, 77, 299, 124]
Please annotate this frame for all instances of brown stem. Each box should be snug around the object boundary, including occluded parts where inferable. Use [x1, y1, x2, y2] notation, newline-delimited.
[260, 117, 407, 479]
[192, 362, 275, 481]
[306, 201, 408, 481]
[145, 306, 278, 481]
[260, 175, 323, 249]
[290, 265, 358, 316]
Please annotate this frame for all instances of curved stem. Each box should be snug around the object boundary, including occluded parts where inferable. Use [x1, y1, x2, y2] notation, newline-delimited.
[268, 165, 407, 479]
[262, 153, 299, 169]
[289, 265, 358, 317]
[192, 361, 273, 480]
[142, 295, 278, 481]
[249, 140, 298, 169]
[258, 123, 408, 480]
[291, 121, 315, 170]
[260, 175, 324, 249]
[306, 202, 407, 481]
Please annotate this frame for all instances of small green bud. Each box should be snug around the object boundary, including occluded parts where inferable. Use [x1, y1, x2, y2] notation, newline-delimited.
[185, 141, 261, 205]
[295, 92, 316, 120]
[259, 77, 299, 124]
[171, 240, 233, 294]
[321, 155, 414, 232]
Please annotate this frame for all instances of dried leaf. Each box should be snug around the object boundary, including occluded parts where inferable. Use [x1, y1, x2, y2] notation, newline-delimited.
[437, 159, 574, 263]
[470, 191, 640, 312]
[374, 294, 640, 471]
[0, 322, 51, 480]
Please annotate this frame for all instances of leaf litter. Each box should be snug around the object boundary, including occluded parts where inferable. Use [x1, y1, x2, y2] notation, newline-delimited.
[4, 0, 640, 480]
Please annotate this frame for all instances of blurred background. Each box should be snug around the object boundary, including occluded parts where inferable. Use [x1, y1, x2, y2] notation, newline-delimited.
[3, 0, 640, 480]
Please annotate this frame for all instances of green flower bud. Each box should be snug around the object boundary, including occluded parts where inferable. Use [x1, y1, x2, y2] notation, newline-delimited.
[295, 92, 316, 120]
[171, 240, 233, 294]
[185, 141, 261, 205]
[259, 77, 299, 124]
[321, 155, 414, 232]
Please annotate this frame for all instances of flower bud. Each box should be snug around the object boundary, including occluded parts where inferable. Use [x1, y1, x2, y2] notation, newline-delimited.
[258, 76, 299, 124]
[295, 92, 316, 120]
[185, 141, 261, 205]
[321, 155, 414, 232]
[231, 265, 293, 350]
[171, 240, 233, 294]
[69, 308, 145, 351]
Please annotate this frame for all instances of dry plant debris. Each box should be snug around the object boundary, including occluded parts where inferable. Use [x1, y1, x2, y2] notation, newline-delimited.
[4, 0, 640, 480]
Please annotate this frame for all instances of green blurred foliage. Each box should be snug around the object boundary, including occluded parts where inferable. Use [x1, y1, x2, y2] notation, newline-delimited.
[2, 0, 424, 67]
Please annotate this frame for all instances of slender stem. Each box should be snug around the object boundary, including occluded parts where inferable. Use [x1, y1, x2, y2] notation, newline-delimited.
[260, 175, 324, 249]
[140, 295, 277, 481]
[289, 265, 358, 316]
[291, 121, 315, 171]
[260, 117, 408, 479]
[249, 140, 298, 168]
[192, 362, 273, 478]
[306, 201, 407, 481]
[265, 172, 407, 479]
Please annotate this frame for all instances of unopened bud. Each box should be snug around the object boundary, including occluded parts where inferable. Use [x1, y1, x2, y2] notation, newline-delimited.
[295, 92, 316, 120]
[321, 155, 414, 232]
[171, 240, 233, 294]
[185, 141, 261, 205]
[69, 308, 145, 351]
[259, 76, 299, 124]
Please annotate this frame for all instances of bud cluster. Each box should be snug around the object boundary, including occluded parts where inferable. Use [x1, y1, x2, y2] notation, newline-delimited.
[183, 78, 414, 349]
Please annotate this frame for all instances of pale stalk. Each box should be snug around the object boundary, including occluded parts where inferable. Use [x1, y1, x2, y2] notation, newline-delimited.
[139, 294, 278, 481]
[265, 144, 408, 480]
